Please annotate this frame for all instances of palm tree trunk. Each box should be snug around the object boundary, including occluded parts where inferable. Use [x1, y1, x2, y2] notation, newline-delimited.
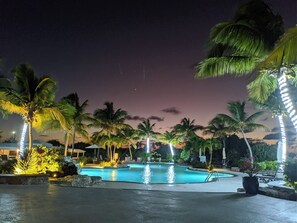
[146, 137, 150, 153]
[222, 138, 226, 166]
[209, 147, 213, 165]
[128, 144, 133, 161]
[71, 127, 76, 156]
[240, 130, 253, 167]
[64, 132, 70, 157]
[277, 115, 287, 162]
[28, 122, 33, 150]
[278, 72, 297, 134]
[19, 122, 28, 157]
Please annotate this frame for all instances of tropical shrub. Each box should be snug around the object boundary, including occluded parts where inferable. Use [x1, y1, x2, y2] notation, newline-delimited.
[238, 157, 259, 177]
[251, 143, 277, 162]
[77, 156, 89, 166]
[61, 161, 78, 176]
[257, 160, 278, 171]
[14, 147, 62, 175]
[180, 149, 191, 162]
[0, 160, 17, 174]
[284, 155, 297, 190]
[191, 161, 207, 169]
[14, 149, 40, 174]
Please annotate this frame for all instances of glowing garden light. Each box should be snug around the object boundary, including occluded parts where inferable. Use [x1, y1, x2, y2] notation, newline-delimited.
[19, 123, 28, 157]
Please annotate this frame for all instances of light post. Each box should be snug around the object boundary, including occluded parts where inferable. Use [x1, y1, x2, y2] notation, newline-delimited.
[12, 131, 16, 141]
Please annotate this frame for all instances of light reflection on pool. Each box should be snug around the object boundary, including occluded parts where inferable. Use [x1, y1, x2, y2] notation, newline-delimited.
[80, 163, 233, 184]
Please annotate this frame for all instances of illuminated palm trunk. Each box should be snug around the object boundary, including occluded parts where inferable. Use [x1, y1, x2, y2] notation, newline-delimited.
[19, 123, 28, 157]
[277, 115, 287, 162]
[169, 143, 174, 161]
[64, 132, 70, 156]
[146, 137, 150, 153]
[278, 71, 297, 162]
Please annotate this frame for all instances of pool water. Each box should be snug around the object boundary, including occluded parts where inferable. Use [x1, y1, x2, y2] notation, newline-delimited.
[80, 163, 233, 184]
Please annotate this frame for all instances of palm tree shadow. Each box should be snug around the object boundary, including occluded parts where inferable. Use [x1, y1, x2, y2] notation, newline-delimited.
[223, 193, 257, 200]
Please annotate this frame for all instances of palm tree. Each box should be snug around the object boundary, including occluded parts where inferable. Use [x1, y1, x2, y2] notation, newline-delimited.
[120, 128, 139, 161]
[255, 27, 297, 132]
[39, 98, 76, 156]
[196, 0, 283, 79]
[204, 138, 222, 165]
[92, 102, 129, 160]
[62, 93, 92, 156]
[204, 117, 229, 166]
[250, 93, 287, 162]
[216, 101, 267, 166]
[137, 119, 157, 153]
[0, 64, 67, 155]
[173, 118, 203, 141]
[159, 131, 183, 161]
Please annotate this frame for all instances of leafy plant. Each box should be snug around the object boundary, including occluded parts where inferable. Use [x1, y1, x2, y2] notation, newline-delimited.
[14, 147, 62, 175]
[0, 160, 17, 174]
[284, 155, 297, 190]
[239, 157, 259, 177]
[14, 149, 41, 174]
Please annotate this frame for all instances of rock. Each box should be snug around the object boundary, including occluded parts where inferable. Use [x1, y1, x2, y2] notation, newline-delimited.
[71, 175, 92, 187]
[237, 188, 245, 193]
[0, 174, 48, 185]
[259, 186, 297, 201]
[90, 176, 102, 185]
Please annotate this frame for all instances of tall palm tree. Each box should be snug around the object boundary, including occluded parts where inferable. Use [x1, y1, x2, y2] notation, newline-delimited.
[62, 93, 92, 156]
[137, 119, 157, 153]
[120, 128, 139, 161]
[203, 138, 222, 165]
[204, 117, 229, 166]
[250, 93, 287, 162]
[39, 98, 76, 156]
[92, 102, 129, 160]
[159, 131, 183, 161]
[0, 64, 67, 155]
[216, 101, 267, 166]
[173, 118, 203, 141]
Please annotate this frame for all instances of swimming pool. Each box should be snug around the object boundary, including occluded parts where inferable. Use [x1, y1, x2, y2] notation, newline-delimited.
[80, 163, 234, 184]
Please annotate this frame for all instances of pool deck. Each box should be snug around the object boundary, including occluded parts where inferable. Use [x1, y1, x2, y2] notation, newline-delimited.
[0, 184, 296, 223]
[0, 168, 296, 223]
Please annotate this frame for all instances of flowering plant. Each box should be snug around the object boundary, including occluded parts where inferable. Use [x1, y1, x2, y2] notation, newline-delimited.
[239, 157, 259, 177]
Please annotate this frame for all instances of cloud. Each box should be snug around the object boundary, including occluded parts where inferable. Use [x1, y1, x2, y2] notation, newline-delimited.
[263, 133, 279, 140]
[125, 115, 146, 122]
[148, 116, 164, 122]
[126, 115, 164, 122]
[161, 107, 181, 115]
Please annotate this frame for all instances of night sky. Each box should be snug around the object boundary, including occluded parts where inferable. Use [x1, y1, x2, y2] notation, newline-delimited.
[0, 0, 296, 141]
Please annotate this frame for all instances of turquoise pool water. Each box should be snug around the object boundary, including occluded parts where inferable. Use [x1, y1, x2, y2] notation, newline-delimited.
[80, 163, 233, 184]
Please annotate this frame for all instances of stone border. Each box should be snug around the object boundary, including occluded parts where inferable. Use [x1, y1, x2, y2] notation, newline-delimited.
[0, 174, 49, 185]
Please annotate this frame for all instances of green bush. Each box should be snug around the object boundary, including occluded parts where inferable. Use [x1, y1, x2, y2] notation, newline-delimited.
[0, 160, 17, 174]
[77, 156, 88, 166]
[284, 155, 297, 190]
[251, 143, 277, 162]
[192, 161, 207, 169]
[14, 147, 62, 175]
[180, 149, 190, 161]
[257, 160, 278, 171]
[61, 161, 77, 176]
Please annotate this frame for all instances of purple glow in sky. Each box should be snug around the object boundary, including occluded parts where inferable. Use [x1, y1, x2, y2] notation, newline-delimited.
[0, 0, 296, 141]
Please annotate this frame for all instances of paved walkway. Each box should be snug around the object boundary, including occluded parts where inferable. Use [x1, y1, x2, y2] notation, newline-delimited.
[0, 184, 296, 223]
